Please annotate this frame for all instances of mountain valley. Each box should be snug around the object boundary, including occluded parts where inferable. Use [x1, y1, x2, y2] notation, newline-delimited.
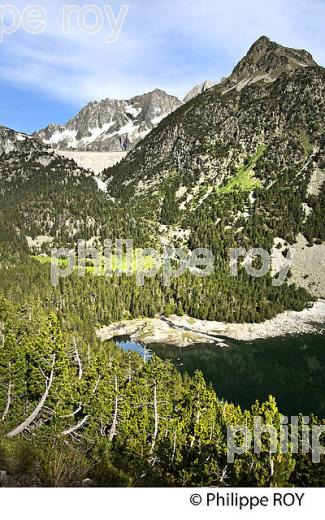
[0, 35, 324, 489]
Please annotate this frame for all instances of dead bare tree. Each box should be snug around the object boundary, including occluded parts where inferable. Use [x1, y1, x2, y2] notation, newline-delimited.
[150, 382, 159, 455]
[1, 368, 12, 422]
[61, 374, 100, 435]
[92, 375, 101, 395]
[171, 430, 177, 462]
[59, 405, 82, 419]
[190, 396, 201, 449]
[73, 337, 83, 380]
[6, 354, 56, 438]
[63, 415, 89, 436]
[219, 465, 229, 484]
[109, 375, 119, 441]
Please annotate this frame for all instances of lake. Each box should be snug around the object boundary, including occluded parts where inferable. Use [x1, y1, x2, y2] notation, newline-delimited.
[115, 333, 325, 417]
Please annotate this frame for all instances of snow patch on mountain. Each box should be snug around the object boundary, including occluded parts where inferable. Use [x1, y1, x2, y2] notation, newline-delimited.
[35, 89, 182, 153]
[0, 125, 43, 155]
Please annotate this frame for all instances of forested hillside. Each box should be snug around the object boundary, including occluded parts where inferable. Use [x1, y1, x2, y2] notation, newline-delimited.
[0, 147, 312, 323]
[0, 149, 150, 257]
[104, 40, 325, 250]
[1, 295, 324, 487]
[0, 36, 324, 488]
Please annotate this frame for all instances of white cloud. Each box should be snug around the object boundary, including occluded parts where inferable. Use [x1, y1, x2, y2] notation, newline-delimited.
[0, 0, 324, 104]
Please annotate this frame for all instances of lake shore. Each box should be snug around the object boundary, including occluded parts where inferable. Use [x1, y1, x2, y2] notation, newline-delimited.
[96, 300, 325, 347]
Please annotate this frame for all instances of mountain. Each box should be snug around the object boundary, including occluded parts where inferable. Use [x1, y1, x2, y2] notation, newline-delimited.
[0, 125, 44, 155]
[35, 89, 182, 152]
[1, 35, 325, 493]
[226, 35, 317, 88]
[102, 36, 325, 297]
[0, 146, 149, 257]
[1, 36, 324, 303]
[103, 37, 322, 212]
[183, 80, 215, 102]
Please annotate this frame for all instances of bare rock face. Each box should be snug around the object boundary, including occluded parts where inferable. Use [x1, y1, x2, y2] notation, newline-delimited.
[0, 125, 44, 155]
[35, 89, 182, 152]
[225, 35, 318, 89]
[183, 80, 215, 103]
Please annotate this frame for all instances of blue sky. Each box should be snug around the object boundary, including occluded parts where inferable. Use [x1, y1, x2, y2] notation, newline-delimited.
[1, 0, 325, 133]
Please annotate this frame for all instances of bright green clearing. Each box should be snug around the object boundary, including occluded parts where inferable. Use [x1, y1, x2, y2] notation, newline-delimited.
[32, 252, 160, 275]
[217, 145, 265, 194]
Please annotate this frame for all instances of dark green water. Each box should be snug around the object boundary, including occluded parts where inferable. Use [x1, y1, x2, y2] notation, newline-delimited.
[116, 333, 325, 417]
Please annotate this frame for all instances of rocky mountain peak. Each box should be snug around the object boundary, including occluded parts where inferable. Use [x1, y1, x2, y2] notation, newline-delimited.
[0, 125, 44, 155]
[35, 89, 182, 152]
[102, 36, 325, 261]
[184, 80, 215, 103]
[248, 35, 274, 53]
[228, 35, 318, 86]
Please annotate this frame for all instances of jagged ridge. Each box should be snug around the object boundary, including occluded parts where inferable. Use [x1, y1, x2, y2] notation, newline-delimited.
[35, 89, 182, 152]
